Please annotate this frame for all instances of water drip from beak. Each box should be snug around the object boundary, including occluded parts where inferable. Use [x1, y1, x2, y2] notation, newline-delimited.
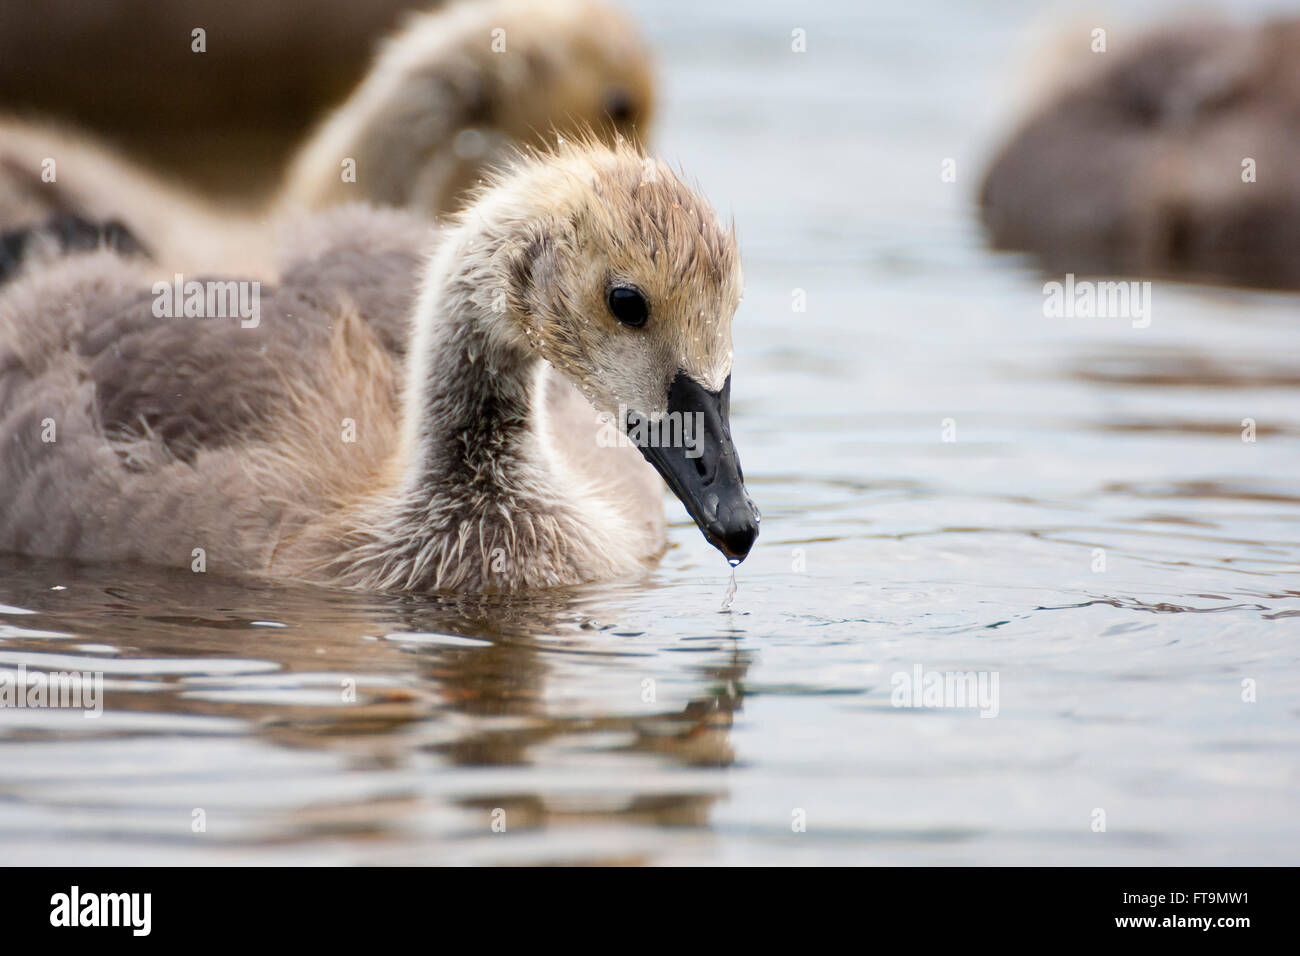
[719, 567, 737, 612]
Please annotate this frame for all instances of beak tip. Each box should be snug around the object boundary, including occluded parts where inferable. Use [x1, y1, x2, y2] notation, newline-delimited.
[711, 506, 759, 563]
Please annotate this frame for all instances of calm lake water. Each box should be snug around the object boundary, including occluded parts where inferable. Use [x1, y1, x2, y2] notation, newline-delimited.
[2, 0, 1299, 865]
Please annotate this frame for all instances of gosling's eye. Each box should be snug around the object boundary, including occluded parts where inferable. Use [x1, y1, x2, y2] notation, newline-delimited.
[607, 286, 649, 328]
[605, 89, 635, 125]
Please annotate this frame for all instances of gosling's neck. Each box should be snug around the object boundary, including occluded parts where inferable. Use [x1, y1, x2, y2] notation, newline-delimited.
[402, 238, 547, 496]
[342, 230, 618, 591]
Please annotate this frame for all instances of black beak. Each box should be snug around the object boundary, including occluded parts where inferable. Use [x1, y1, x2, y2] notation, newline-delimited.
[626, 371, 760, 563]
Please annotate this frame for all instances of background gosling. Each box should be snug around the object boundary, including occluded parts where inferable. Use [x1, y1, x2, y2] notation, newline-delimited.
[0, 0, 654, 279]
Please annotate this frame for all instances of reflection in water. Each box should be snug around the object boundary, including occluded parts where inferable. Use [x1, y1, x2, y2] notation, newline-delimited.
[1068, 347, 1300, 389]
[0, 555, 751, 863]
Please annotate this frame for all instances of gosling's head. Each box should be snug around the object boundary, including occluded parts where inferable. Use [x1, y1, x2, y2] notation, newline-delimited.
[285, 0, 654, 217]
[474, 0, 654, 149]
[477, 140, 759, 563]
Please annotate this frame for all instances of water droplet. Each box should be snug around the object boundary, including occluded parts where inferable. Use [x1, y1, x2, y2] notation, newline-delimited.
[719, 568, 737, 611]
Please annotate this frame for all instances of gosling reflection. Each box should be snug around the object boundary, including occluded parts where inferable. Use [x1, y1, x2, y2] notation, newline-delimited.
[0, 555, 751, 854]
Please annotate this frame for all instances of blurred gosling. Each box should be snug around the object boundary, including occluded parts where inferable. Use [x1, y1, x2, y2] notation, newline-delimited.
[0, 0, 654, 279]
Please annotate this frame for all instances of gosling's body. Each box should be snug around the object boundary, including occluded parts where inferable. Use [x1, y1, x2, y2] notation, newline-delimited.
[0, 0, 652, 277]
[0, 205, 662, 588]
[0, 143, 753, 591]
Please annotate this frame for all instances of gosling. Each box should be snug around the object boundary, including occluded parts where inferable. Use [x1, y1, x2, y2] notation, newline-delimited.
[0, 0, 654, 278]
[0, 141, 759, 592]
[980, 17, 1300, 289]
